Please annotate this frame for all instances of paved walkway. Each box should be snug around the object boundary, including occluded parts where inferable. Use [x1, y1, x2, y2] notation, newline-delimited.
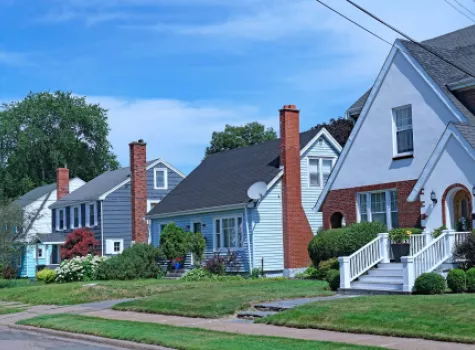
[1, 300, 474, 350]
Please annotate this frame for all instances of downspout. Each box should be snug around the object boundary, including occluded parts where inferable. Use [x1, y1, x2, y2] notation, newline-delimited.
[244, 205, 253, 271]
[100, 201, 105, 256]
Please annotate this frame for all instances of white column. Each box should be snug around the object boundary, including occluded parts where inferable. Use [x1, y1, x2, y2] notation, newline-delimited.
[378, 233, 390, 263]
[444, 229, 456, 262]
[401, 256, 415, 292]
[338, 256, 351, 289]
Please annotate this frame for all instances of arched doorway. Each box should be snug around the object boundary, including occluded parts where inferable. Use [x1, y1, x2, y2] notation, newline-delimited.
[330, 212, 345, 229]
[443, 184, 472, 231]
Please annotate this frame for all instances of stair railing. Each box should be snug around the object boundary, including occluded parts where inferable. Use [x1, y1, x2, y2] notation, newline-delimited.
[409, 234, 426, 256]
[339, 233, 390, 289]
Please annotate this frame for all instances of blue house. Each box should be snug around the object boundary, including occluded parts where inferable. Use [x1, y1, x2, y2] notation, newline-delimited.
[15, 177, 86, 277]
[49, 140, 185, 257]
[148, 106, 342, 276]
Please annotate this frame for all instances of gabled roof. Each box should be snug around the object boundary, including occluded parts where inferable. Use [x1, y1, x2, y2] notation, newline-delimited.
[148, 128, 341, 218]
[50, 159, 184, 209]
[14, 183, 56, 208]
[348, 25, 475, 122]
[408, 123, 475, 202]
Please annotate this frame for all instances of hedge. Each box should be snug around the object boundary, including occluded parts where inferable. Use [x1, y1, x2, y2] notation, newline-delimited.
[447, 269, 466, 293]
[414, 273, 446, 294]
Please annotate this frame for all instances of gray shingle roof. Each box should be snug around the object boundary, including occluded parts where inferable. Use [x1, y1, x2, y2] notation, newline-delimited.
[35, 232, 69, 244]
[14, 183, 56, 208]
[454, 123, 475, 149]
[347, 89, 371, 114]
[348, 25, 475, 123]
[50, 160, 158, 209]
[148, 129, 324, 217]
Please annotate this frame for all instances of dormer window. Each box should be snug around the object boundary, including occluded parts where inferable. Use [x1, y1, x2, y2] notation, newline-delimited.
[393, 105, 413, 156]
[154, 168, 168, 190]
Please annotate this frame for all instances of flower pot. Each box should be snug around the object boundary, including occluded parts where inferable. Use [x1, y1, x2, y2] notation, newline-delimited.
[174, 262, 182, 271]
[391, 243, 410, 262]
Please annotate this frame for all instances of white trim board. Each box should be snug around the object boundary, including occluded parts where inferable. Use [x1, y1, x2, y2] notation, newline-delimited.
[313, 41, 469, 212]
[407, 124, 475, 202]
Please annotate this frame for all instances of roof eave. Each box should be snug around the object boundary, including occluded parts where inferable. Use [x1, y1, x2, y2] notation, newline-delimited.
[147, 203, 248, 220]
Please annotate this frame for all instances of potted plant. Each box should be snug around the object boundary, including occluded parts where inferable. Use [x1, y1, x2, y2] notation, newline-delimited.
[389, 229, 411, 262]
[174, 257, 184, 271]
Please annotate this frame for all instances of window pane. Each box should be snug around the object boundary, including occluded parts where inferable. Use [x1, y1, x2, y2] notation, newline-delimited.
[322, 159, 332, 172]
[89, 204, 95, 225]
[309, 173, 320, 187]
[360, 214, 368, 222]
[156, 171, 165, 188]
[238, 217, 243, 248]
[74, 207, 79, 227]
[395, 106, 413, 153]
[309, 158, 319, 167]
[358, 194, 367, 214]
[397, 129, 413, 153]
[390, 191, 398, 212]
[391, 212, 399, 228]
[193, 222, 202, 233]
[372, 213, 387, 225]
[215, 220, 220, 249]
[371, 192, 386, 213]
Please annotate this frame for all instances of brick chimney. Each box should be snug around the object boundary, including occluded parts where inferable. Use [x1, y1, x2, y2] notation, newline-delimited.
[280, 105, 313, 276]
[129, 139, 148, 244]
[56, 168, 70, 200]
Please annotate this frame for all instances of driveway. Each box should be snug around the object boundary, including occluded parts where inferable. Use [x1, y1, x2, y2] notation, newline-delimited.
[0, 326, 125, 350]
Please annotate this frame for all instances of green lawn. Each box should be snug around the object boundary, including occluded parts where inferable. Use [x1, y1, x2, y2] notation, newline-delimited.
[18, 314, 381, 350]
[0, 279, 192, 305]
[113, 279, 332, 318]
[257, 294, 475, 343]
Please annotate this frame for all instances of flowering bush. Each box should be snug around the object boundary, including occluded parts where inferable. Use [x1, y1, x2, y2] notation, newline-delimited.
[36, 268, 56, 284]
[61, 228, 99, 260]
[55, 254, 107, 283]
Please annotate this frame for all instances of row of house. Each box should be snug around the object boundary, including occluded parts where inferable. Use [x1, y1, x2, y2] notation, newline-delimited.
[15, 24, 475, 285]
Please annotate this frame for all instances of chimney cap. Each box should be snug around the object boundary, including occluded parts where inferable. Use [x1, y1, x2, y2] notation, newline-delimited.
[130, 139, 147, 146]
[281, 104, 297, 110]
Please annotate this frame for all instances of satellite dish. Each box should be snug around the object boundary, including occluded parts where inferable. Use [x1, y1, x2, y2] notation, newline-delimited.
[247, 181, 267, 201]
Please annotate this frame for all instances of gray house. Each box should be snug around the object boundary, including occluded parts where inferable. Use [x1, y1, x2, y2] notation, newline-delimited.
[49, 140, 185, 256]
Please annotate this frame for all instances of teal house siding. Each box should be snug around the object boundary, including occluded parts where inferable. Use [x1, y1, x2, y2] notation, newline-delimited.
[151, 208, 251, 272]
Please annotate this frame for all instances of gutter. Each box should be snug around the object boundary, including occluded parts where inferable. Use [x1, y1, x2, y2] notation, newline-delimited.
[100, 200, 105, 256]
[244, 205, 253, 271]
[447, 78, 475, 91]
[147, 203, 247, 220]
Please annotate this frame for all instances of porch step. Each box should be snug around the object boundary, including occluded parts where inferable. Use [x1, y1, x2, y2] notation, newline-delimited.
[368, 268, 403, 277]
[350, 282, 403, 291]
[358, 276, 403, 284]
[377, 263, 402, 269]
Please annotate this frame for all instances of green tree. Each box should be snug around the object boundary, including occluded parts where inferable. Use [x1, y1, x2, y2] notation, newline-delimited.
[205, 122, 277, 157]
[0, 91, 119, 199]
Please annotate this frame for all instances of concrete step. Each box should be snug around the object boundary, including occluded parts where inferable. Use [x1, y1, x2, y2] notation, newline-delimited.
[368, 268, 403, 277]
[377, 263, 402, 269]
[351, 282, 403, 291]
[358, 275, 403, 284]
[237, 310, 278, 320]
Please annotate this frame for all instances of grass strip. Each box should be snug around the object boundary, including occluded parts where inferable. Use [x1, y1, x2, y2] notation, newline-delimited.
[257, 294, 475, 344]
[18, 313, 381, 350]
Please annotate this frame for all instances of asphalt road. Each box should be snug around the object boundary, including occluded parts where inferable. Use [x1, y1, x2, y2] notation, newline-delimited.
[0, 326, 126, 350]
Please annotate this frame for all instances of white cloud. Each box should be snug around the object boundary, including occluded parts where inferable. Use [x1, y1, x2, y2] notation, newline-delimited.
[85, 96, 277, 171]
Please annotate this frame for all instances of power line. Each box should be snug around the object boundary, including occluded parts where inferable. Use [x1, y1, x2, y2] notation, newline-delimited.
[443, 0, 475, 23]
[452, 0, 475, 18]
[344, 0, 475, 79]
[314, 0, 392, 45]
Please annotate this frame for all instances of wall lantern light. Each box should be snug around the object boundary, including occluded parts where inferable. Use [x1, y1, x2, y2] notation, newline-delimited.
[472, 186, 475, 196]
[431, 191, 437, 205]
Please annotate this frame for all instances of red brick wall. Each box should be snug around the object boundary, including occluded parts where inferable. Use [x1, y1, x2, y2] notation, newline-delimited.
[321, 180, 421, 230]
[56, 168, 70, 200]
[129, 140, 148, 244]
[280, 105, 313, 269]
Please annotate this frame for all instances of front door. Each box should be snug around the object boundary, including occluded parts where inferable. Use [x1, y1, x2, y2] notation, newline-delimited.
[453, 190, 470, 231]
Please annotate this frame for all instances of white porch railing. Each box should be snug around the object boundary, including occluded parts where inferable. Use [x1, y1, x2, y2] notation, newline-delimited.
[409, 234, 426, 256]
[339, 233, 390, 289]
[455, 231, 471, 247]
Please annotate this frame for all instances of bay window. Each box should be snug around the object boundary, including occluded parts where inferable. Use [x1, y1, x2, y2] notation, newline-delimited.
[214, 216, 243, 250]
[357, 190, 398, 229]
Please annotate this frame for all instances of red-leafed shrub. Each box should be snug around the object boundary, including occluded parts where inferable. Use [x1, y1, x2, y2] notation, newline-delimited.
[61, 228, 99, 260]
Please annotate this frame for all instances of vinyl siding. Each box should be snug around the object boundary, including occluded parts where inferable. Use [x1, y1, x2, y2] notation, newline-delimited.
[19, 243, 60, 278]
[150, 208, 251, 272]
[301, 136, 340, 233]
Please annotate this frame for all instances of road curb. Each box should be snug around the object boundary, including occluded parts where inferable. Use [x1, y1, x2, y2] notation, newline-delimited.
[9, 324, 173, 350]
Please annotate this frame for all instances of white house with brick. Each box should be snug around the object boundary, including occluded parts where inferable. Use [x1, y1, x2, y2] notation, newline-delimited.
[314, 25, 475, 293]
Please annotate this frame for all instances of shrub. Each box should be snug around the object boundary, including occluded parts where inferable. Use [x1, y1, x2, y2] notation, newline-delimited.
[447, 269, 467, 293]
[433, 225, 446, 239]
[160, 223, 189, 261]
[95, 244, 164, 281]
[326, 269, 340, 291]
[36, 268, 56, 284]
[317, 258, 339, 280]
[295, 266, 319, 279]
[250, 268, 264, 279]
[61, 228, 99, 260]
[55, 255, 107, 283]
[189, 231, 206, 266]
[455, 232, 475, 269]
[414, 273, 446, 294]
[2, 265, 17, 279]
[309, 222, 386, 266]
[467, 268, 475, 292]
[182, 268, 243, 282]
[204, 249, 239, 275]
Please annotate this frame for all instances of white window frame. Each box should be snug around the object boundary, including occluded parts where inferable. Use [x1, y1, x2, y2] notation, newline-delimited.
[85, 202, 97, 227]
[147, 200, 160, 212]
[154, 168, 168, 190]
[213, 215, 244, 251]
[308, 157, 337, 188]
[56, 208, 66, 231]
[70, 205, 82, 229]
[106, 238, 124, 255]
[392, 105, 414, 157]
[356, 189, 398, 229]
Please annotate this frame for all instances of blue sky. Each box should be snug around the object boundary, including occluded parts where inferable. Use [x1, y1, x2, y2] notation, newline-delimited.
[0, 0, 472, 173]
